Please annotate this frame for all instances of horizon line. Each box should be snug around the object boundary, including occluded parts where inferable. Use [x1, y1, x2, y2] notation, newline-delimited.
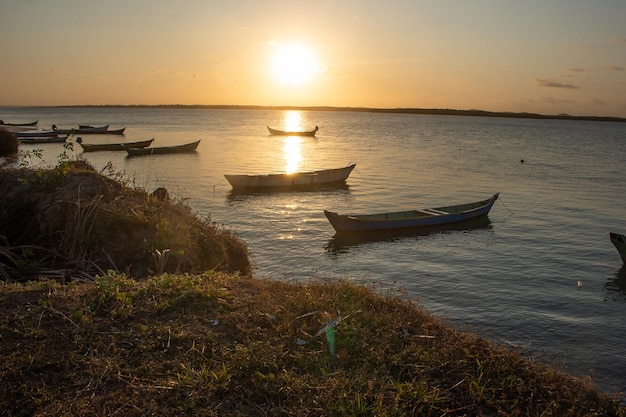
[1, 104, 624, 123]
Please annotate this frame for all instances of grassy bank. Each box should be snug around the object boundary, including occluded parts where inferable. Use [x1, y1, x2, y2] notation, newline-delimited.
[1, 272, 624, 416]
[0, 161, 624, 416]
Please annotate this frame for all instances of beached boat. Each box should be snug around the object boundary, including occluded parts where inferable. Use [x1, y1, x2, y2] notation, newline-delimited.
[610, 232, 626, 264]
[125, 140, 201, 156]
[77, 138, 153, 152]
[324, 193, 499, 233]
[267, 125, 319, 136]
[0, 120, 38, 127]
[224, 164, 356, 190]
[18, 135, 69, 144]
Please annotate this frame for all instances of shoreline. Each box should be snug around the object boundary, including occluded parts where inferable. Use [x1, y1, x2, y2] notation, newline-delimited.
[2, 104, 625, 123]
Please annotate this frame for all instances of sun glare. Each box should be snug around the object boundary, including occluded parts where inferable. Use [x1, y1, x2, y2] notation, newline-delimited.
[270, 42, 321, 86]
[283, 137, 302, 173]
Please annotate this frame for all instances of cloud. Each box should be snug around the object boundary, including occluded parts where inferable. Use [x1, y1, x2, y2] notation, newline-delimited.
[568, 67, 585, 73]
[535, 78, 579, 89]
[604, 65, 624, 72]
[612, 37, 626, 44]
[592, 98, 608, 106]
[529, 97, 574, 105]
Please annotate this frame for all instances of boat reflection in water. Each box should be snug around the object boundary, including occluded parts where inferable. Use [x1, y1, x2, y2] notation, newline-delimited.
[325, 216, 493, 252]
[227, 182, 350, 199]
[604, 266, 626, 300]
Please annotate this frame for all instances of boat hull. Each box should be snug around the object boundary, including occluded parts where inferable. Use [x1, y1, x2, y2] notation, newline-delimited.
[610, 232, 626, 264]
[16, 130, 60, 138]
[324, 193, 499, 233]
[79, 138, 153, 152]
[18, 135, 69, 144]
[125, 140, 200, 156]
[224, 164, 356, 190]
[267, 126, 318, 136]
[0, 120, 38, 127]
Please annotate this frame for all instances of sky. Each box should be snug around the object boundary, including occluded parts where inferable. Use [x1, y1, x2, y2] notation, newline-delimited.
[1, 1, 625, 117]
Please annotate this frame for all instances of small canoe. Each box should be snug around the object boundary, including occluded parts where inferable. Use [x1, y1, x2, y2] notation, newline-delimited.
[52, 124, 126, 134]
[18, 135, 69, 144]
[610, 232, 626, 264]
[52, 124, 107, 134]
[267, 125, 319, 136]
[0, 120, 38, 127]
[126, 140, 201, 156]
[95, 127, 126, 135]
[224, 164, 356, 190]
[324, 193, 499, 233]
[77, 138, 154, 152]
[16, 130, 62, 138]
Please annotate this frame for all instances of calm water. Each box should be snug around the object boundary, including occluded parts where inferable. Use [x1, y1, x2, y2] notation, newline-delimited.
[2, 106, 626, 399]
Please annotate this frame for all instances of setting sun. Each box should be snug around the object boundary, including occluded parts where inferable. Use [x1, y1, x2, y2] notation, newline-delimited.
[269, 41, 322, 87]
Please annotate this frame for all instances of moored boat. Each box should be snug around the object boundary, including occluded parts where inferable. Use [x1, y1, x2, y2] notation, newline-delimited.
[16, 130, 63, 138]
[324, 193, 499, 233]
[0, 120, 38, 127]
[267, 125, 319, 136]
[125, 140, 201, 156]
[52, 124, 126, 134]
[77, 138, 154, 152]
[18, 134, 69, 144]
[610, 232, 626, 264]
[224, 164, 356, 190]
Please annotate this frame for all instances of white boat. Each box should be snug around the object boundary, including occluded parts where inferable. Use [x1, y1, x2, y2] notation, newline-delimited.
[224, 164, 356, 190]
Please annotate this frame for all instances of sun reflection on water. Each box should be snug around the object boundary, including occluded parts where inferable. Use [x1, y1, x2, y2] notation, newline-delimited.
[283, 137, 302, 173]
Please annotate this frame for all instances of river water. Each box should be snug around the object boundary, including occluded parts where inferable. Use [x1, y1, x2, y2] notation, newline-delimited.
[2, 106, 626, 399]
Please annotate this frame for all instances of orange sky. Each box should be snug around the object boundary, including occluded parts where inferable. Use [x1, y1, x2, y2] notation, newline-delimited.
[1, 1, 625, 117]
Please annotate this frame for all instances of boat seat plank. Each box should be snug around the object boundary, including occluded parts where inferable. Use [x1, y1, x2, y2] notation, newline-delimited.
[417, 209, 448, 216]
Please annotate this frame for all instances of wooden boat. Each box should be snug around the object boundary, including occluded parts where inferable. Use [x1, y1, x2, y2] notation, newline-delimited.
[224, 164, 356, 190]
[324, 193, 499, 233]
[16, 130, 62, 138]
[125, 140, 201, 156]
[18, 134, 69, 144]
[326, 216, 492, 251]
[52, 124, 126, 135]
[267, 125, 319, 136]
[0, 120, 38, 127]
[610, 232, 626, 264]
[77, 138, 153, 152]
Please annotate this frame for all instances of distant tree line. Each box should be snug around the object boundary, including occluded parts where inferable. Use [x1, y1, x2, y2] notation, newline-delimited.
[58, 104, 626, 123]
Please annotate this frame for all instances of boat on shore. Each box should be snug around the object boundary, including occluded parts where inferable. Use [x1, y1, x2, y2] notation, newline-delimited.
[18, 135, 69, 144]
[224, 164, 356, 190]
[267, 125, 319, 136]
[77, 138, 154, 152]
[0, 120, 38, 127]
[125, 140, 201, 156]
[324, 193, 499, 233]
[610, 232, 626, 264]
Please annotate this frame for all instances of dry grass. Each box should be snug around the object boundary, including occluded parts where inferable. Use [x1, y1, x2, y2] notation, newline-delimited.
[0, 273, 623, 416]
[0, 129, 19, 157]
[0, 161, 250, 282]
